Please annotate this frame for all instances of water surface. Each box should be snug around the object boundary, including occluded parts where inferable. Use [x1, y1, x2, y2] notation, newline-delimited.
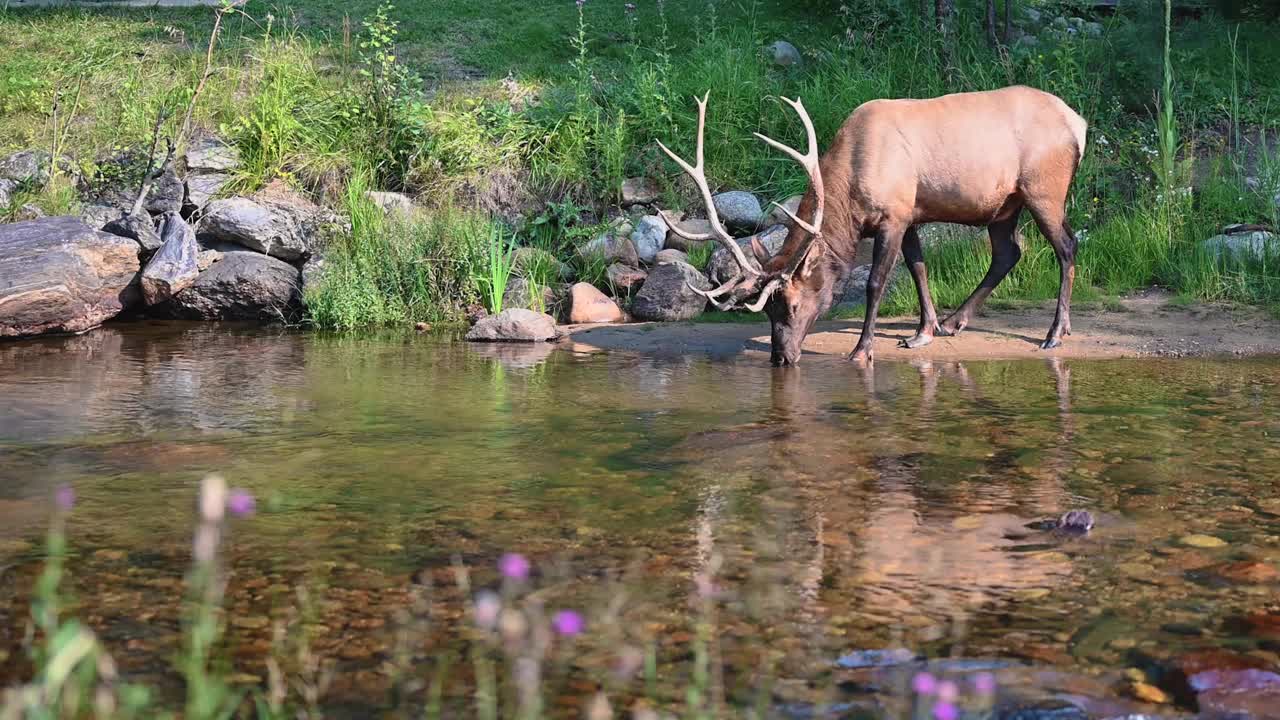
[2, 322, 1279, 715]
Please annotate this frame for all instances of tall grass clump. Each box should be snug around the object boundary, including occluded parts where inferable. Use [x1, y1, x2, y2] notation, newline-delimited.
[305, 174, 492, 329]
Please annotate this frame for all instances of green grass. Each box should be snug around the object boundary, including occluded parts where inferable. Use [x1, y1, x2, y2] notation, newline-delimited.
[2, 0, 1279, 326]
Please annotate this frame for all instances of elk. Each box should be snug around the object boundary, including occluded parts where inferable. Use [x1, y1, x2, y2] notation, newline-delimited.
[656, 85, 1087, 366]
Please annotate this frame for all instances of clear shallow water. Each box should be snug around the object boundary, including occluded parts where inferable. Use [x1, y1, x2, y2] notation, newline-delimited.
[2, 322, 1280, 716]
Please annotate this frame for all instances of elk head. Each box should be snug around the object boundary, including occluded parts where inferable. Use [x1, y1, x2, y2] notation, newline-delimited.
[656, 93, 826, 366]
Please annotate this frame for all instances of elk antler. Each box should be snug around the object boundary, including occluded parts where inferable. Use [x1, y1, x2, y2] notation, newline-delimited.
[754, 96, 825, 280]
[655, 92, 762, 303]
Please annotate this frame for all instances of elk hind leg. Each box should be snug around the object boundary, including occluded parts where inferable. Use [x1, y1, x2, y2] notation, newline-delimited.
[939, 213, 1022, 336]
[1027, 205, 1078, 349]
[899, 225, 943, 349]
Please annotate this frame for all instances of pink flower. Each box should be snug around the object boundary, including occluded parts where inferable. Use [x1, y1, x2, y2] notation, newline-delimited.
[226, 488, 255, 517]
[937, 680, 958, 703]
[933, 701, 958, 720]
[912, 671, 937, 695]
[552, 610, 584, 636]
[55, 485, 75, 512]
[499, 553, 530, 581]
[474, 590, 501, 629]
[973, 671, 997, 695]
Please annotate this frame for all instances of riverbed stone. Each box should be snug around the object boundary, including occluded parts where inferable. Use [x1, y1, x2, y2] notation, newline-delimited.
[183, 137, 240, 210]
[144, 166, 185, 215]
[606, 263, 646, 294]
[665, 218, 713, 251]
[621, 177, 660, 205]
[655, 249, 688, 265]
[768, 40, 802, 67]
[1203, 230, 1277, 262]
[712, 191, 764, 234]
[0, 216, 141, 337]
[165, 250, 301, 321]
[0, 149, 53, 186]
[578, 232, 639, 267]
[140, 212, 199, 305]
[630, 215, 667, 264]
[1180, 534, 1228, 548]
[768, 194, 804, 227]
[199, 196, 312, 261]
[103, 211, 163, 257]
[502, 277, 556, 313]
[512, 247, 573, 282]
[0, 179, 15, 209]
[707, 224, 787, 285]
[364, 191, 416, 218]
[631, 260, 709, 321]
[465, 308, 558, 342]
[568, 282, 624, 324]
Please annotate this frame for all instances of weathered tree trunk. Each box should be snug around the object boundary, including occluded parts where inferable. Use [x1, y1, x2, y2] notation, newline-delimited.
[935, 0, 954, 80]
[141, 211, 199, 305]
[985, 0, 1000, 47]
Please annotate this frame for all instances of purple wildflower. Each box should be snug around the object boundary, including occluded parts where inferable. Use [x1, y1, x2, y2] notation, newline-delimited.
[226, 488, 256, 517]
[576, 0, 585, 6]
[933, 702, 959, 720]
[624, 2, 636, 11]
[552, 610, 585, 636]
[912, 671, 938, 696]
[973, 671, 997, 695]
[499, 553, 530, 581]
[54, 485, 76, 512]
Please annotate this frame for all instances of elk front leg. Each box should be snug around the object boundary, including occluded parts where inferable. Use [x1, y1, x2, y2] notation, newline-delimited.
[849, 225, 905, 366]
[899, 225, 942, 349]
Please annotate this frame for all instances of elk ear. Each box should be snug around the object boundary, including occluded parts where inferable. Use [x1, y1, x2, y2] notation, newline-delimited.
[797, 244, 823, 280]
[750, 236, 771, 266]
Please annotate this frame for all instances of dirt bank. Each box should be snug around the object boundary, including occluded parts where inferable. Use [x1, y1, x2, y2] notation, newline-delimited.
[562, 291, 1280, 362]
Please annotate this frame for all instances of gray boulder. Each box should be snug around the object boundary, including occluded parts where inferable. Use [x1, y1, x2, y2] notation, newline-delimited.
[631, 261, 710, 321]
[166, 250, 301, 321]
[606, 263, 647, 294]
[655, 248, 688, 265]
[707, 224, 788, 285]
[77, 204, 120, 231]
[465, 308, 558, 342]
[665, 218, 712, 251]
[1202, 230, 1277, 262]
[365, 191, 416, 218]
[768, 40, 802, 67]
[0, 150, 52, 186]
[183, 137, 240, 210]
[630, 215, 668, 264]
[0, 179, 16, 209]
[144, 166, 185, 215]
[512, 246, 573, 282]
[768, 194, 804, 227]
[578, 232, 640, 267]
[140, 212, 199, 305]
[621, 177, 660, 205]
[0, 217, 140, 338]
[712, 191, 764, 234]
[502, 277, 556, 313]
[103, 211, 163, 257]
[199, 196, 311, 261]
[830, 263, 906, 313]
[300, 251, 326, 294]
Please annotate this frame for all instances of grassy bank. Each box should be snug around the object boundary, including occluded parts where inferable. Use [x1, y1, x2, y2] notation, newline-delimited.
[1, 0, 1279, 325]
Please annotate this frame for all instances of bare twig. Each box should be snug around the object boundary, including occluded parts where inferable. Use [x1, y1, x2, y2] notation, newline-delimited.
[179, 0, 248, 145]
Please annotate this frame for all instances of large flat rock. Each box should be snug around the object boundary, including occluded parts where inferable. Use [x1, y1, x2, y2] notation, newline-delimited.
[0, 216, 140, 338]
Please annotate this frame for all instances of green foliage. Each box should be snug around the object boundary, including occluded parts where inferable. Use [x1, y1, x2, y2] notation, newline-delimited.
[305, 173, 490, 329]
[475, 225, 517, 314]
[685, 241, 714, 272]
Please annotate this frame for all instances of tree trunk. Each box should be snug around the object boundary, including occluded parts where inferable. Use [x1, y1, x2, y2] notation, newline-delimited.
[935, 0, 954, 80]
[1003, 0, 1013, 44]
[985, 0, 1000, 47]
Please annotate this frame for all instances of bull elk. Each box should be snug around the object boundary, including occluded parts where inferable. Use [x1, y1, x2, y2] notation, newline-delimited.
[656, 85, 1087, 366]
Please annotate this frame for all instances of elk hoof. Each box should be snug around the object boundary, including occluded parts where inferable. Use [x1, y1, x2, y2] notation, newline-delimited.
[1040, 337, 1062, 350]
[848, 348, 873, 366]
[938, 319, 966, 337]
[899, 333, 934, 349]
